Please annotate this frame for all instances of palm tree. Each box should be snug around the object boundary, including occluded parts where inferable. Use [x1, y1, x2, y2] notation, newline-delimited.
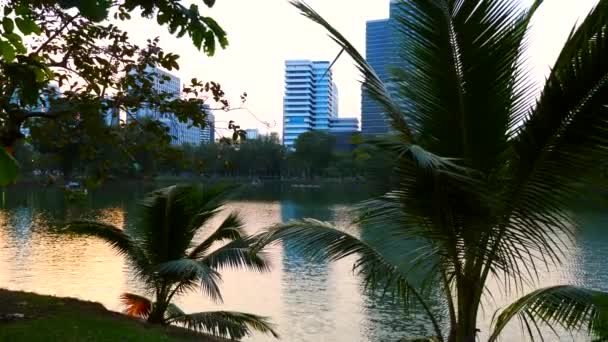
[255, 1, 608, 341]
[64, 184, 278, 340]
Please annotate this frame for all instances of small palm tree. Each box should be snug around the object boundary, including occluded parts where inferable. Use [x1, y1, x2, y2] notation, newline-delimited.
[256, 1, 608, 341]
[64, 184, 278, 340]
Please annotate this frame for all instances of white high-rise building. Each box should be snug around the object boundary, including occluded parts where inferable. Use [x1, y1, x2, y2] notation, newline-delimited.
[282, 60, 338, 149]
[133, 67, 202, 146]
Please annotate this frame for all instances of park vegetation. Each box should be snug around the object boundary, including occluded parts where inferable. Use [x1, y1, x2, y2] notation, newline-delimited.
[0, 0, 235, 186]
[14, 129, 397, 183]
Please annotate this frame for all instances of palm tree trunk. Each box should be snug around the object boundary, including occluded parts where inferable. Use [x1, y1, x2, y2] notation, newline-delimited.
[147, 305, 166, 324]
[442, 273, 458, 342]
[452, 284, 481, 342]
[148, 283, 170, 325]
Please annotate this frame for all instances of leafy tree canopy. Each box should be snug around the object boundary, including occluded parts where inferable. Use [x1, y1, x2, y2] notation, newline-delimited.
[0, 0, 232, 185]
[293, 130, 335, 177]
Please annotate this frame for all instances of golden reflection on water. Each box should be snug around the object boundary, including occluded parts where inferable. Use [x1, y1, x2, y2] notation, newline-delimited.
[97, 207, 126, 228]
[0, 198, 411, 341]
[0, 195, 589, 342]
[0, 207, 126, 310]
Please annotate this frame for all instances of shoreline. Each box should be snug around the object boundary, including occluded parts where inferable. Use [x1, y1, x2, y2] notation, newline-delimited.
[0, 289, 232, 341]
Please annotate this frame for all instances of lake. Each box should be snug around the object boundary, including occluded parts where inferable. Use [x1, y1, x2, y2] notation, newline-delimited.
[0, 182, 606, 341]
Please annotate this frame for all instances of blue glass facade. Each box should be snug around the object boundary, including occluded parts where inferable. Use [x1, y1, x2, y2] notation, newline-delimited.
[283, 60, 338, 149]
[329, 117, 359, 133]
[361, 1, 408, 135]
[201, 111, 215, 144]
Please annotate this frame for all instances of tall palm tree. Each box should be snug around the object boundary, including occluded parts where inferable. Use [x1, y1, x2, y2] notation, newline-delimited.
[255, 1, 608, 341]
[64, 184, 278, 340]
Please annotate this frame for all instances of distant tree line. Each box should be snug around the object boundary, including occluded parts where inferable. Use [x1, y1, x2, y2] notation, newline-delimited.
[13, 128, 398, 184]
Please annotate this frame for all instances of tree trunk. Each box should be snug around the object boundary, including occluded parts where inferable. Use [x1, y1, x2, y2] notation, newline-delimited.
[451, 285, 481, 342]
[148, 284, 170, 325]
[147, 300, 168, 325]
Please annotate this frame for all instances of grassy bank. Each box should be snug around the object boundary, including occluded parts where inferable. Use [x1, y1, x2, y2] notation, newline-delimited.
[0, 289, 230, 341]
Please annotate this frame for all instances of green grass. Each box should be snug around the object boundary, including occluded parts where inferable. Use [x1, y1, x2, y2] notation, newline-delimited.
[0, 289, 228, 341]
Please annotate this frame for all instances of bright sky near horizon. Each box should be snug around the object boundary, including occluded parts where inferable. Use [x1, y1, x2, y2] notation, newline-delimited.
[115, 0, 599, 138]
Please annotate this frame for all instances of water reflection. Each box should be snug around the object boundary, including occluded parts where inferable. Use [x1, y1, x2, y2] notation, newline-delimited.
[0, 184, 605, 341]
[280, 200, 336, 341]
[0, 204, 126, 310]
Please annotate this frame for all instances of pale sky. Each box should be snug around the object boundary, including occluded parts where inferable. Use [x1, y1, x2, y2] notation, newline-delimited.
[115, 0, 599, 138]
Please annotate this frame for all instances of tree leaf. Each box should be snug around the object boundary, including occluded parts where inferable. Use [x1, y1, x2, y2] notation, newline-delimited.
[191, 28, 203, 50]
[2, 18, 14, 33]
[79, 0, 111, 21]
[5, 32, 26, 54]
[0, 39, 16, 62]
[15, 17, 41, 35]
[0, 148, 19, 186]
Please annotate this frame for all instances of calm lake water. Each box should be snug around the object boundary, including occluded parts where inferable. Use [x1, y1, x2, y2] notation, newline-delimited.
[0, 182, 606, 341]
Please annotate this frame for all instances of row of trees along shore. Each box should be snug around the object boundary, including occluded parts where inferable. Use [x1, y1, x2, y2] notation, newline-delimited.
[13, 129, 397, 182]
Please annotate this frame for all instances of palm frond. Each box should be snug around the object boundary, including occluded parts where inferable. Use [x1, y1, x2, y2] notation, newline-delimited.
[185, 184, 237, 232]
[498, 0, 608, 285]
[138, 186, 173, 264]
[62, 220, 150, 277]
[156, 258, 223, 303]
[254, 219, 444, 340]
[62, 221, 133, 256]
[511, 0, 608, 193]
[167, 311, 278, 339]
[369, 0, 539, 171]
[188, 212, 245, 259]
[202, 238, 271, 273]
[165, 303, 186, 321]
[489, 285, 608, 341]
[137, 184, 233, 264]
[120, 292, 152, 319]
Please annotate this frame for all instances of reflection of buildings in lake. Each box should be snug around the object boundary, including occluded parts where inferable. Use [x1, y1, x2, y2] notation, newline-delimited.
[6, 207, 34, 242]
[279, 200, 335, 339]
[334, 204, 431, 340]
[568, 211, 606, 290]
[355, 211, 434, 340]
[279, 200, 365, 341]
[0, 208, 43, 286]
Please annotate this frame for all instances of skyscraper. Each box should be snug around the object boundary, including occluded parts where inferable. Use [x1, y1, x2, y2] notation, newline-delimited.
[361, 1, 407, 135]
[201, 110, 215, 144]
[132, 66, 203, 146]
[283, 60, 338, 149]
[133, 66, 181, 120]
[329, 117, 359, 133]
